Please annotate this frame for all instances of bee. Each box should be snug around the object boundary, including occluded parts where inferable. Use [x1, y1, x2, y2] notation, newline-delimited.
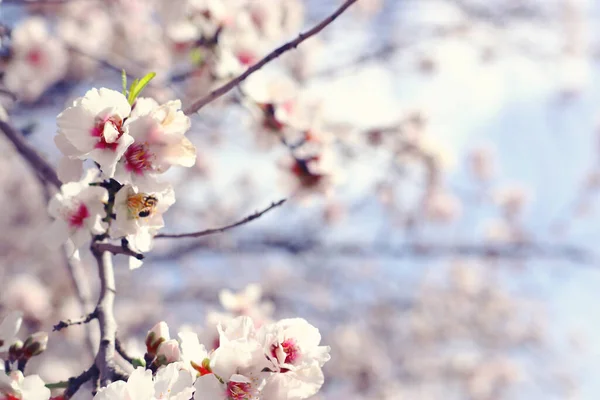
[127, 194, 158, 219]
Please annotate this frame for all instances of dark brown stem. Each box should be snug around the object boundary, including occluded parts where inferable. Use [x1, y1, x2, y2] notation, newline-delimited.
[115, 338, 134, 365]
[156, 199, 286, 239]
[53, 310, 98, 332]
[93, 242, 144, 259]
[64, 365, 98, 400]
[182, 0, 359, 115]
[0, 119, 62, 188]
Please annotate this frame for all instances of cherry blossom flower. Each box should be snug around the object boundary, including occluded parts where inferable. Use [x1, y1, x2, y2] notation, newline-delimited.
[113, 99, 195, 191]
[94, 368, 154, 400]
[111, 183, 175, 268]
[259, 319, 330, 399]
[57, 3, 113, 77]
[94, 365, 193, 400]
[261, 318, 330, 372]
[0, 369, 50, 400]
[46, 170, 108, 253]
[161, 0, 230, 46]
[153, 363, 195, 400]
[194, 373, 266, 400]
[0, 311, 22, 353]
[218, 284, 274, 326]
[178, 331, 210, 376]
[56, 88, 133, 178]
[3, 17, 67, 102]
[242, 72, 298, 135]
[156, 339, 181, 365]
[192, 317, 271, 400]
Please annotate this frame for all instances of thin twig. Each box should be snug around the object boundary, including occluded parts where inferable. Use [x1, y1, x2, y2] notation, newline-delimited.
[61, 249, 96, 358]
[182, 0, 359, 115]
[92, 242, 144, 260]
[156, 199, 286, 239]
[92, 248, 117, 386]
[115, 338, 134, 365]
[53, 310, 98, 332]
[152, 239, 596, 266]
[64, 365, 98, 400]
[0, 120, 62, 188]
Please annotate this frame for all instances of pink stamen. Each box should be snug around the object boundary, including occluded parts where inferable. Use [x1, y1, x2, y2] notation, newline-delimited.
[68, 203, 89, 228]
[271, 338, 301, 372]
[91, 116, 124, 151]
[124, 143, 154, 175]
[226, 381, 254, 400]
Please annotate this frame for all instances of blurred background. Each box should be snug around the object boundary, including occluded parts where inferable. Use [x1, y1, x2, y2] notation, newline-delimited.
[1, 0, 600, 398]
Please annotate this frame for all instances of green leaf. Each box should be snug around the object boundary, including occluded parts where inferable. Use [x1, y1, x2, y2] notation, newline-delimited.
[121, 69, 128, 96]
[127, 72, 156, 105]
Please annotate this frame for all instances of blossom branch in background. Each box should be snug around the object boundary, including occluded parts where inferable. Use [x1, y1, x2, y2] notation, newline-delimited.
[152, 239, 596, 266]
[156, 198, 286, 239]
[61, 249, 96, 358]
[0, 120, 62, 188]
[182, 0, 359, 115]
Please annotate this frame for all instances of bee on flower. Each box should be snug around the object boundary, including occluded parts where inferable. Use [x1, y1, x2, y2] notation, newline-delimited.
[111, 183, 176, 269]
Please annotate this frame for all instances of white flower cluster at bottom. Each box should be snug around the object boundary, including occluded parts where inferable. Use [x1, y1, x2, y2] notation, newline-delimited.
[97, 316, 330, 400]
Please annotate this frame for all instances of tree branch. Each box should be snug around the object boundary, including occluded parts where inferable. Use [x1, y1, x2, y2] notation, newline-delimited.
[156, 199, 286, 239]
[182, 0, 359, 115]
[61, 249, 96, 358]
[115, 338, 134, 365]
[92, 248, 117, 387]
[65, 365, 98, 400]
[0, 120, 62, 188]
[93, 242, 144, 260]
[152, 238, 596, 266]
[53, 310, 98, 332]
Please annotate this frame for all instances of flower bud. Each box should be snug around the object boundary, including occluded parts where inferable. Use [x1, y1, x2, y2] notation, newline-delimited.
[155, 339, 180, 365]
[8, 340, 23, 362]
[145, 321, 169, 356]
[23, 332, 48, 358]
[191, 357, 212, 376]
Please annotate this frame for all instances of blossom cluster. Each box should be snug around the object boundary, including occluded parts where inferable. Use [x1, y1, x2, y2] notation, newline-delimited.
[0, 0, 308, 104]
[47, 83, 195, 268]
[100, 315, 330, 400]
[0, 313, 50, 400]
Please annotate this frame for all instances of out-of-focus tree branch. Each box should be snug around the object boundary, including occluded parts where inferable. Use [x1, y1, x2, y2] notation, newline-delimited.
[61, 249, 96, 358]
[156, 199, 286, 239]
[152, 238, 596, 266]
[0, 119, 62, 188]
[182, 0, 359, 115]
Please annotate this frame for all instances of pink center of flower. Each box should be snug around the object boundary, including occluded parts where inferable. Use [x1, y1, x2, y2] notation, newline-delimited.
[123, 142, 154, 175]
[226, 381, 254, 400]
[26, 48, 44, 67]
[91, 116, 124, 151]
[6, 394, 20, 400]
[68, 203, 89, 228]
[271, 338, 300, 372]
[236, 50, 256, 66]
